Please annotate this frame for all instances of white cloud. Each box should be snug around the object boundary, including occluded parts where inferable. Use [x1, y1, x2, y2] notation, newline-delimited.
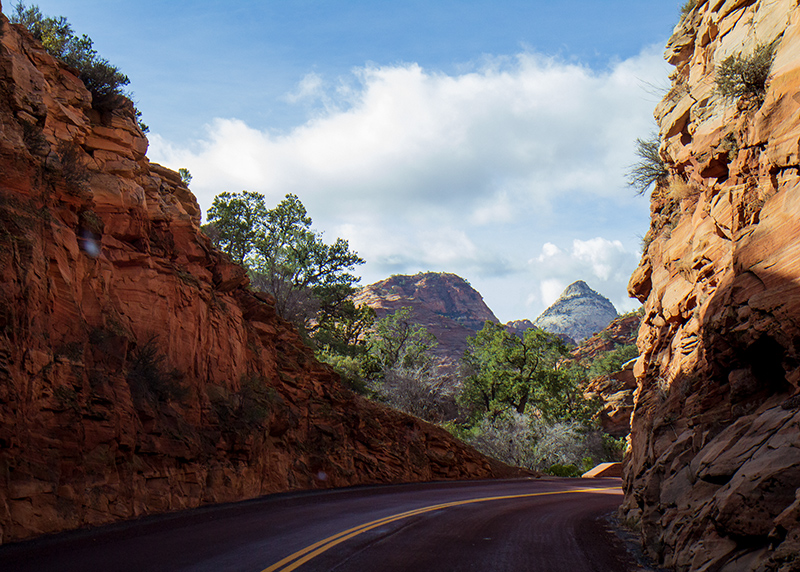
[541, 279, 567, 308]
[148, 46, 664, 321]
[527, 238, 641, 317]
[284, 72, 325, 104]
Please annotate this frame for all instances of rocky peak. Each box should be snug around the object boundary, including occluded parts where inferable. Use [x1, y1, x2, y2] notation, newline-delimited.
[533, 281, 617, 342]
[353, 272, 498, 363]
[561, 280, 594, 299]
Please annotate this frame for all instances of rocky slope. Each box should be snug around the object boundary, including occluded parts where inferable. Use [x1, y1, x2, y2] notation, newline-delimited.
[622, 1, 800, 570]
[353, 272, 499, 363]
[0, 11, 523, 544]
[573, 312, 641, 437]
[533, 281, 618, 342]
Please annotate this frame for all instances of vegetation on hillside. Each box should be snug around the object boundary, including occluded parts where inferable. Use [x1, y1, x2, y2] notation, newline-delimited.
[206, 191, 365, 333]
[715, 41, 777, 105]
[10, 2, 147, 130]
[204, 189, 629, 475]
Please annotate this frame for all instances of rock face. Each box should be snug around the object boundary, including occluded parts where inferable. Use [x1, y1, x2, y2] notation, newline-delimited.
[573, 312, 641, 438]
[504, 319, 537, 338]
[570, 312, 641, 364]
[533, 281, 617, 343]
[622, 2, 800, 570]
[353, 272, 499, 363]
[0, 14, 522, 545]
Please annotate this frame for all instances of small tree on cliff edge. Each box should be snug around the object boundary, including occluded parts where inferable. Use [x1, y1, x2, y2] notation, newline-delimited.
[10, 2, 132, 112]
[205, 191, 365, 333]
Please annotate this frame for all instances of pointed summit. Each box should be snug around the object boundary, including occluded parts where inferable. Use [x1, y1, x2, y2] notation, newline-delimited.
[561, 280, 594, 299]
[533, 281, 617, 342]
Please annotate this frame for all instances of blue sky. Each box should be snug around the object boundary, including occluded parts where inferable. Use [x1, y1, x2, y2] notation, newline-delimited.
[5, 1, 679, 321]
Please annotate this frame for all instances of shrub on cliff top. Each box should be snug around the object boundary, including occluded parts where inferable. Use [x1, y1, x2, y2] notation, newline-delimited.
[627, 134, 668, 195]
[715, 41, 777, 105]
[10, 2, 131, 112]
[679, 0, 697, 19]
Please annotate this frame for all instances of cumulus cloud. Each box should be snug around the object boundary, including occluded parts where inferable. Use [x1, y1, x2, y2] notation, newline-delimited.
[148, 46, 665, 321]
[527, 238, 641, 315]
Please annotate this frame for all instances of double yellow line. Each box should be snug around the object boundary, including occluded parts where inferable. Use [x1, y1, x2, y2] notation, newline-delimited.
[262, 486, 619, 572]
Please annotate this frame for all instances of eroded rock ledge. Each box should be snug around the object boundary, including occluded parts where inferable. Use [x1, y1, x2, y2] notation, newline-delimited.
[622, 1, 800, 570]
[0, 10, 520, 544]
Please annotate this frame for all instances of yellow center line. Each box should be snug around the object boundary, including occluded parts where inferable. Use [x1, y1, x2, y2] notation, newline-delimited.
[262, 486, 619, 572]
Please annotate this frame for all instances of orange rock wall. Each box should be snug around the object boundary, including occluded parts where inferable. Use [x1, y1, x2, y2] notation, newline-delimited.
[0, 14, 518, 544]
[623, 1, 800, 570]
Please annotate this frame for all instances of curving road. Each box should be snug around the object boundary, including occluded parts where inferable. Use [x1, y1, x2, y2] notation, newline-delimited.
[0, 478, 637, 572]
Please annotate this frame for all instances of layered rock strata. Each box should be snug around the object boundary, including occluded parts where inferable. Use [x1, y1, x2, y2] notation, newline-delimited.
[0, 12, 520, 544]
[622, 1, 800, 570]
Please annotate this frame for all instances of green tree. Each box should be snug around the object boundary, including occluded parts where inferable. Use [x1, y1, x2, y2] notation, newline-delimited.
[363, 307, 437, 378]
[313, 301, 375, 357]
[205, 191, 267, 265]
[205, 191, 365, 333]
[586, 343, 638, 379]
[11, 2, 131, 112]
[178, 168, 192, 186]
[460, 322, 596, 423]
[249, 194, 364, 328]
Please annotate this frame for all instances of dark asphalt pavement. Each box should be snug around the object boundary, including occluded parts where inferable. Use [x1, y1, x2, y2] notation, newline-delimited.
[0, 477, 637, 572]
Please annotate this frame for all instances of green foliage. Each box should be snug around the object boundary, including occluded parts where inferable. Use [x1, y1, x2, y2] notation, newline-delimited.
[126, 336, 186, 405]
[206, 191, 365, 332]
[211, 374, 276, 435]
[251, 193, 364, 327]
[460, 322, 596, 423]
[206, 191, 267, 265]
[313, 302, 375, 358]
[316, 350, 369, 394]
[178, 168, 192, 186]
[11, 2, 131, 112]
[627, 134, 668, 195]
[586, 343, 638, 379]
[715, 42, 777, 105]
[547, 463, 582, 477]
[363, 307, 437, 377]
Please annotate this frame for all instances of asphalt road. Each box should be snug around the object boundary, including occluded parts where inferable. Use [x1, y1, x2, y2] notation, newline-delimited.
[0, 477, 637, 572]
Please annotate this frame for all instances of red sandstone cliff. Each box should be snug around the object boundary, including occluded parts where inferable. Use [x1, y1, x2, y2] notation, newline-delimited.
[0, 11, 521, 544]
[623, 1, 800, 570]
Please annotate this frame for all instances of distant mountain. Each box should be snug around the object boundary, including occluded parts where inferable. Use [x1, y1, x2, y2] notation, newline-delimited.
[504, 319, 537, 338]
[533, 281, 617, 342]
[353, 272, 499, 363]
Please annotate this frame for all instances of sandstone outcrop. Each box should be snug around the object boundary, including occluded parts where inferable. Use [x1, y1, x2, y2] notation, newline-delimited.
[353, 272, 499, 364]
[622, 1, 800, 570]
[572, 313, 640, 438]
[534, 281, 618, 342]
[0, 12, 522, 544]
[584, 360, 637, 438]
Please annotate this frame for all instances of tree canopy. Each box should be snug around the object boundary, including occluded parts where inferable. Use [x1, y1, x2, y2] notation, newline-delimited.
[363, 307, 437, 377]
[460, 322, 597, 423]
[205, 191, 365, 331]
[11, 2, 132, 112]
